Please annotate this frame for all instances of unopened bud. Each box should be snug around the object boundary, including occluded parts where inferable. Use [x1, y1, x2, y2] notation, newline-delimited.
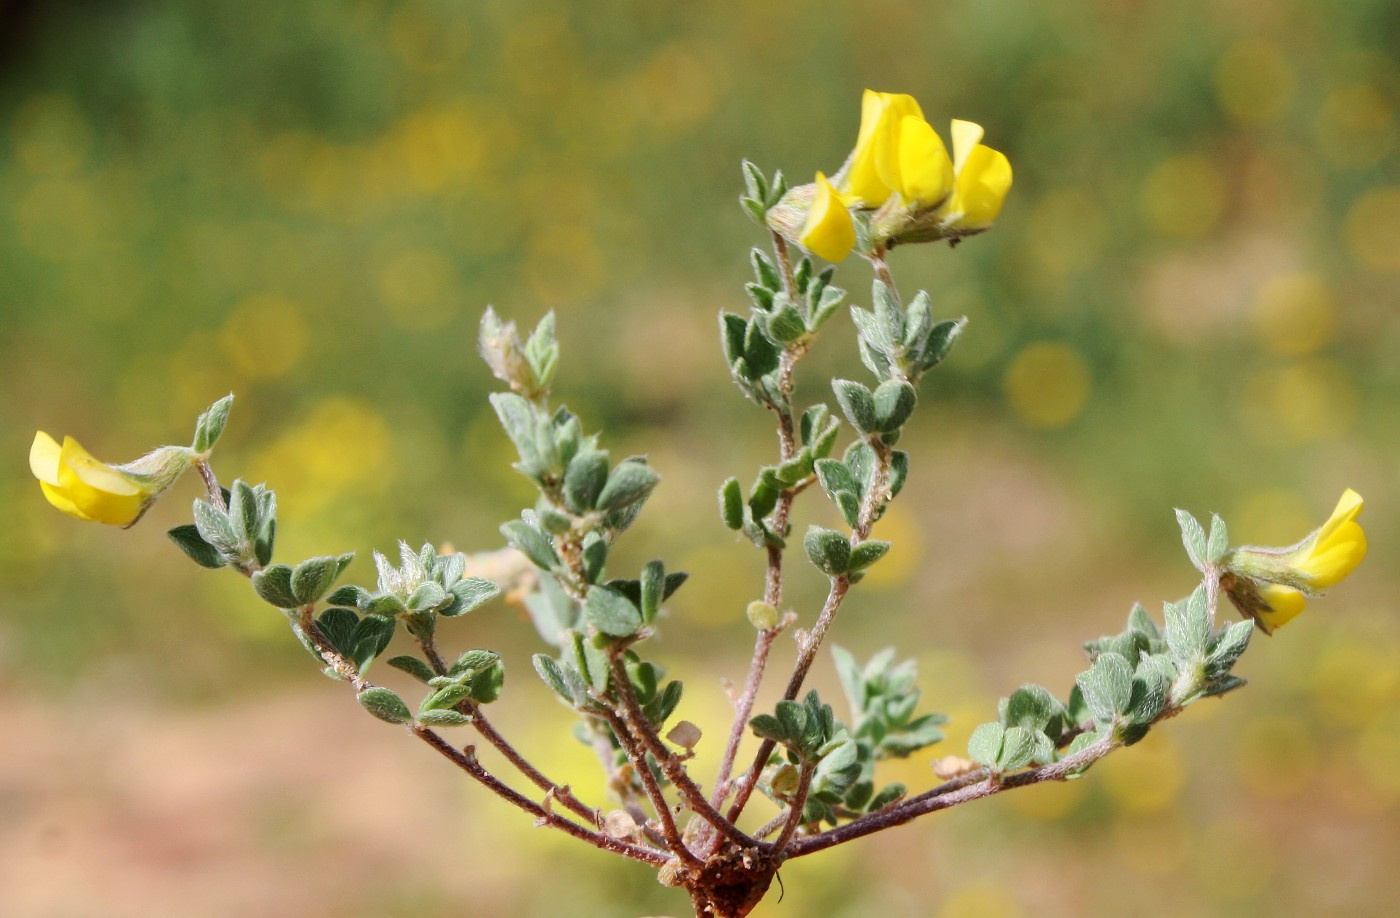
[746, 600, 779, 630]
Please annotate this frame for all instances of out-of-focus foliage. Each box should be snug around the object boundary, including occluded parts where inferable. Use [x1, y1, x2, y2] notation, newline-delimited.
[1, 1, 1396, 916]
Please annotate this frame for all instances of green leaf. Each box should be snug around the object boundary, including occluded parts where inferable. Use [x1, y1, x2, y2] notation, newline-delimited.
[407, 581, 448, 613]
[1126, 664, 1169, 726]
[357, 687, 412, 724]
[445, 577, 500, 616]
[533, 654, 572, 702]
[291, 556, 344, 605]
[804, 526, 851, 576]
[1206, 513, 1229, 565]
[967, 722, 1005, 768]
[1077, 652, 1134, 723]
[167, 523, 226, 569]
[1003, 684, 1067, 736]
[832, 379, 878, 436]
[388, 655, 438, 684]
[749, 713, 788, 744]
[872, 380, 917, 432]
[192, 499, 238, 555]
[584, 585, 642, 637]
[417, 709, 471, 728]
[1164, 585, 1211, 665]
[1206, 619, 1254, 677]
[192, 394, 234, 453]
[917, 318, 965, 373]
[639, 560, 664, 624]
[490, 392, 545, 476]
[596, 462, 661, 512]
[719, 478, 744, 529]
[996, 726, 1040, 772]
[848, 540, 890, 572]
[563, 449, 610, 513]
[1174, 508, 1207, 570]
[500, 519, 559, 570]
[252, 490, 277, 566]
[866, 782, 906, 812]
[252, 564, 298, 609]
[350, 614, 396, 671]
[751, 248, 782, 292]
[227, 480, 260, 546]
[326, 584, 368, 609]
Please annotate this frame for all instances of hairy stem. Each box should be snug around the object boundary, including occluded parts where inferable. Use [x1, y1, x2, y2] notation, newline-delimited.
[413, 727, 668, 866]
[598, 708, 700, 866]
[609, 655, 757, 851]
[784, 733, 1120, 858]
[768, 760, 816, 853]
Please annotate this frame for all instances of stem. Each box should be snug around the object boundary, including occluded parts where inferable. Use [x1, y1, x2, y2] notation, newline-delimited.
[195, 458, 226, 511]
[869, 246, 900, 307]
[784, 733, 1120, 858]
[417, 633, 603, 829]
[599, 707, 700, 867]
[413, 727, 668, 866]
[768, 761, 816, 853]
[609, 655, 757, 851]
[726, 442, 889, 824]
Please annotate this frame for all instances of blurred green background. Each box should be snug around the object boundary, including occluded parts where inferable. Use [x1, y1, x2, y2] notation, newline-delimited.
[2, 1, 1397, 915]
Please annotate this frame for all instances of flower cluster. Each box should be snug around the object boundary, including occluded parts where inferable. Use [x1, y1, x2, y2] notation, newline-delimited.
[778, 90, 1013, 263]
[1222, 489, 1368, 633]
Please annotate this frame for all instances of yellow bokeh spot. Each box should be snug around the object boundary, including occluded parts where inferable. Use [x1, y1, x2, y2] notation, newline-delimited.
[856, 502, 921, 590]
[1100, 731, 1183, 814]
[1345, 185, 1400, 273]
[391, 103, 487, 194]
[1250, 272, 1337, 355]
[1214, 40, 1295, 125]
[1310, 636, 1400, 727]
[1240, 359, 1357, 444]
[1141, 154, 1226, 240]
[1025, 187, 1107, 283]
[249, 397, 394, 517]
[388, 4, 471, 74]
[1315, 83, 1398, 170]
[630, 43, 723, 135]
[219, 294, 310, 380]
[11, 93, 91, 176]
[1233, 715, 1315, 798]
[377, 248, 462, 330]
[938, 881, 1023, 918]
[1003, 342, 1091, 428]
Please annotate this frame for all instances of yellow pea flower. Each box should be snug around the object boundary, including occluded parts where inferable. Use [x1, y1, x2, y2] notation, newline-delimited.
[939, 119, 1014, 233]
[798, 172, 856, 263]
[30, 432, 193, 527]
[1223, 489, 1367, 633]
[841, 90, 954, 210]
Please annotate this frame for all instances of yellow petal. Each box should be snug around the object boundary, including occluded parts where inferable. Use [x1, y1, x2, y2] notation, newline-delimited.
[1257, 584, 1307, 633]
[39, 480, 96, 521]
[946, 144, 1013, 230]
[894, 115, 953, 206]
[1299, 520, 1367, 588]
[56, 436, 146, 526]
[951, 119, 985, 174]
[844, 91, 921, 207]
[30, 431, 63, 486]
[1315, 488, 1363, 545]
[799, 172, 856, 263]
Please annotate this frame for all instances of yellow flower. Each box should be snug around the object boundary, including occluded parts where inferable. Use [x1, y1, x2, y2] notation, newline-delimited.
[841, 90, 953, 209]
[30, 432, 192, 527]
[939, 119, 1014, 233]
[1223, 488, 1367, 633]
[798, 172, 856, 262]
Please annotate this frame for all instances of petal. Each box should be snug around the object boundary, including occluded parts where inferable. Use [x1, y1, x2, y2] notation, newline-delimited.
[39, 480, 96, 521]
[946, 144, 1013, 230]
[56, 437, 147, 525]
[1257, 584, 1307, 633]
[895, 115, 953, 206]
[1299, 520, 1367, 588]
[799, 172, 856, 263]
[950, 119, 985, 174]
[1315, 488, 1363, 545]
[844, 91, 920, 207]
[30, 431, 63, 486]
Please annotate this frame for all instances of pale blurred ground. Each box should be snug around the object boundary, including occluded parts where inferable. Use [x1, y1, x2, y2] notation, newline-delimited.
[2, 1, 1398, 916]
